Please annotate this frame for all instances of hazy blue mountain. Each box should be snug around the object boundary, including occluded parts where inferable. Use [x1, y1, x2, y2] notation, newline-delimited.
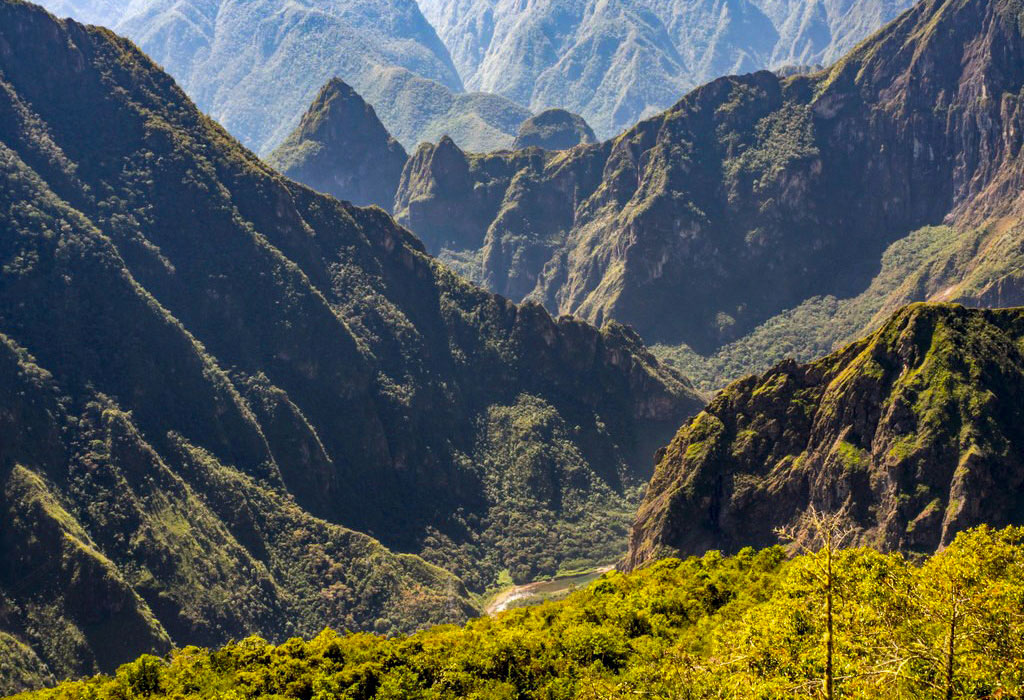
[357, 65, 532, 152]
[266, 79, 409, 211]
[36, 0, 466, 153]
[419, 0, 913, 138]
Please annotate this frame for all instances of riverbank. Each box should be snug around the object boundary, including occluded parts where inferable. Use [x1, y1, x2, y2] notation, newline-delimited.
[483, 565, 616, 615]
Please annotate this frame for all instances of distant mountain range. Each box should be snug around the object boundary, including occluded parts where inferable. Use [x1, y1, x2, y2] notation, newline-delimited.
[268, 80, 599, 213]
[37, 0, 912, 154]
[0, 1, 702, 688]
[419, 0, 915, 138]
[34, 0, 529, 153]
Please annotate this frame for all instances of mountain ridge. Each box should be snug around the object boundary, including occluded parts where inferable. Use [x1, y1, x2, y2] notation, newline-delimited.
[419, 0, 915, 138]
[0, 1, 703, 688]
[396, 0, 1024, 389]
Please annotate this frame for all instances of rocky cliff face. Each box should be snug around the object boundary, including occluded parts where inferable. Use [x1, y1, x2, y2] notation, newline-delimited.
[399, 0, 1024, 376]
[394, 137, 612, 300]
[0, 2, 704, 688]
[267, 79, 408, 212]
[627, 303, 1024, 568]
[512, 109, 598, 151]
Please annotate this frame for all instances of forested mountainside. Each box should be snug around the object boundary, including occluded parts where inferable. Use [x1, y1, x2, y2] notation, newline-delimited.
[267, 79, 409, 212]
[0, 1, 703, 687]
[418, 0, 913, 138]
[398, 0, 1024, 389]
[512, 109, 598, 151]
[628, 304, 1024, 568]
[11, 527, 1024, 698]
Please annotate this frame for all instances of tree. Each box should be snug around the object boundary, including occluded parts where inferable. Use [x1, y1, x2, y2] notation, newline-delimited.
[776, 507, 856, 700]
[903, 527, 1024, 699]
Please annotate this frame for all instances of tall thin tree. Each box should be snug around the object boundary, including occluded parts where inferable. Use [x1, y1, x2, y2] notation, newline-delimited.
[777, 506, 856, 700]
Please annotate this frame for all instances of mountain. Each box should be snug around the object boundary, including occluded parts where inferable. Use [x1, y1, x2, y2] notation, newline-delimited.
[30, 0, 120, 25]
[0, 1, 703, 687]
[266, 79, 408, 212]
[761, 0, 916, 66]
[354, 65, 532, 152]
[418, 0, 913, 138]
[628, 304, 1024, 568]
[34, 0, 465, 154]
[512, 109, 598, 151]
[398, 0, 1024, 389]
[12, 526, 1024, 699]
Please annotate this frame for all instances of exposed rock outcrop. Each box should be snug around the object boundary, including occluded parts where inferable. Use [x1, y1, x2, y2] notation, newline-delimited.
[627, 304, 1024, 568]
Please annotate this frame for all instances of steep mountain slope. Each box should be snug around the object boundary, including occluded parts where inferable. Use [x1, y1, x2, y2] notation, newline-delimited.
[628, 304, 1024, 568]
[266, 79, 408, 212]
[399, 0, 1024, 387]
[0, 0, 703, 686]
[513, 109, 598, 150]
[419, 0, 912, 138]
[36, 0, 465, 154]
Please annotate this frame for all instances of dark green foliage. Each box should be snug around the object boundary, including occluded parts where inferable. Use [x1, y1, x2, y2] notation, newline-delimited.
[629, 304, 1024, 568]
[0, 1, 703, 689]
[13, 527, 1024, 699]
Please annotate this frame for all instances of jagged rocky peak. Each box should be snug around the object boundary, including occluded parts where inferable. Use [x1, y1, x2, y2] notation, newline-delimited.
[627, 303, 1024, 569]
[512, 109, 597, 151]
[266, 78, 408, 212]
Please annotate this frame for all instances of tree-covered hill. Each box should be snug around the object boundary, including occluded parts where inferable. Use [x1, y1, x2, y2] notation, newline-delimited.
[629, 303, 1024, 567]
[512, 110, 598, 151]
[0, 0, 704, 688]
[9, 526, 1024, 698]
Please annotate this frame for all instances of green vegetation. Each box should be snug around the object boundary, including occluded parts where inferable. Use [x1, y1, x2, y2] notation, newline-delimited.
[631, 304, 1024, 568]
[13, 527, 1024, 700]
[0, 1, 703, 688]
[652, 223, 1010, 390]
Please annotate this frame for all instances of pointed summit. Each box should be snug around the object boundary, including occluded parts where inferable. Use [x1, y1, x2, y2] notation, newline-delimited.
[267, 79, 408, 212]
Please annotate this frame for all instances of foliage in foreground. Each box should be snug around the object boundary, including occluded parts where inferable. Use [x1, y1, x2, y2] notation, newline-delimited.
[17, 527, 1024, 700]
